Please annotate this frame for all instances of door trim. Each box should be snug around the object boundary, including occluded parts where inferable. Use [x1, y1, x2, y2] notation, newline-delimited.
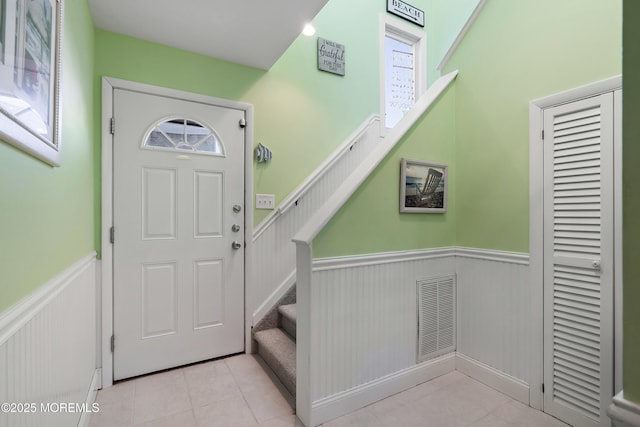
[100, 77, 254, 387]
[528, 75, 622, 410]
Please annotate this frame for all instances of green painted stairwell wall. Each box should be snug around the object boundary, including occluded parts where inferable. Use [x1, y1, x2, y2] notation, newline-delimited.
[315, 0, 621, 258]
[442, 0, 621, 253]
[0, 0, 96, 312]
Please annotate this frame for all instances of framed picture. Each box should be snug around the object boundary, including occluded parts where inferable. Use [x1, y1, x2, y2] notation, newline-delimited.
[400, 158, 447, 213]
[0, 0, 63, 166]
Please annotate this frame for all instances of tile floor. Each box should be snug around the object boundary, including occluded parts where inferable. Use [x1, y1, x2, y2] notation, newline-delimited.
[90, 354, 568, 427]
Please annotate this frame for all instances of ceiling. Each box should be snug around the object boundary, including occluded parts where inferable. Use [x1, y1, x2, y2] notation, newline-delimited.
[88, 0, 329, 70]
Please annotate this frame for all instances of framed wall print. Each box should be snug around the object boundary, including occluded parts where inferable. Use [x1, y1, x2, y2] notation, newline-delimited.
[400, 158, 447, 213]
[0, 0, 63, 166]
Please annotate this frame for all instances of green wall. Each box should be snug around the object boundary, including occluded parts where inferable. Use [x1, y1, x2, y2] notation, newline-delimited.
[315, 0, 621, 258]
[429, 0, 479, 82]
[313, 85, 457, 257]
[0, 0, 96, 312]
[93, 0, 454, 229]
[444, 0, 621, 252]
[623, 0, 640, 404]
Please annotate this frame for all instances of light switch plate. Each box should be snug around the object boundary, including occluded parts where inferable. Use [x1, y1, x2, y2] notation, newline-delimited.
[256, 194, 275, 210]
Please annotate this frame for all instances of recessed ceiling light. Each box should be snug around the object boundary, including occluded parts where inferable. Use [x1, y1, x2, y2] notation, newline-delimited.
[302, 23, 316, 37]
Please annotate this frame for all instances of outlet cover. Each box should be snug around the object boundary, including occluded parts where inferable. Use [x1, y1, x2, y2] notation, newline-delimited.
[256, 194, 275, 210]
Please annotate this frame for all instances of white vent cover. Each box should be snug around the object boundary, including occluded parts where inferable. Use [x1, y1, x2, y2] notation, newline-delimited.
[417, 275, 456, 362]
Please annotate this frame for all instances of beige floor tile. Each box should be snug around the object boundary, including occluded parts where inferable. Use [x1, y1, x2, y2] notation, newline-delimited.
[381, 371, 471, 408]
[134, 409, 197, 427]
[259, 414, 305, 427]
[448, 379, 512, 414]
[90, 398, 134, 427]
[491, 400, 570, 427]
[184, 359, 243, 408]
[193, 395, 258, 427]
[133, 369, 192, 425]
[243, 388, 294, 422]
[89, 355, 579, 427]
[226, 354, 278, 394]
[468, 413, 513, 427]
[95, 379, 135, 405]
[321, 407, 379, 427]
[405, 383, 492, 427]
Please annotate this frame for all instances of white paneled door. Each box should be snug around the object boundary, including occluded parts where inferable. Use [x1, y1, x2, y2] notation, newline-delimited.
[543, 92, 617, 426]
[112, 89, 245, 380]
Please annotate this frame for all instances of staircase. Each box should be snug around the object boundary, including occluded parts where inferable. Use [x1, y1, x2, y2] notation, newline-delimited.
[254, 303, 297, 396]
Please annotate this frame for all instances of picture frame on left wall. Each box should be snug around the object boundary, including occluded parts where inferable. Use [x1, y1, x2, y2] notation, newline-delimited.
[0, 0, 63, 166]
[400, 158, 448, 213]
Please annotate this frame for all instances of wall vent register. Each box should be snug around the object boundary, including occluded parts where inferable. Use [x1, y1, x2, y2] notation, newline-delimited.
[417, 275, 456, 362]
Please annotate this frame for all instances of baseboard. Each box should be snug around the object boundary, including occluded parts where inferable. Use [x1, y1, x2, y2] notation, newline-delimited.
[78, 369, 102, 427]
[310, 353, 456, 426]
[608, 391, 640, 427]
[455, 353, 530, 405]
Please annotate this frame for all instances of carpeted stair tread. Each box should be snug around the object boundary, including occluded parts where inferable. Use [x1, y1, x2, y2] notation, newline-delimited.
[254, 328, 296, 396]
[278, 304, 296, 340]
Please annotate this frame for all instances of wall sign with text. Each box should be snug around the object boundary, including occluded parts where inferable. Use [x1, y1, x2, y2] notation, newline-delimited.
[317, 37, 345, 76]
[387, 0, 425, 27]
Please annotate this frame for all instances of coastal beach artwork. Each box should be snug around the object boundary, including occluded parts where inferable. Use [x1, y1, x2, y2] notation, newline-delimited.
[400, 158, 447, 213]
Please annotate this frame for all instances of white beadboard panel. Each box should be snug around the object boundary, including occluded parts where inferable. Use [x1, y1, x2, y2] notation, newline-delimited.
[0, 253, 98, 427]
[309, 253, 456, 403]
[455, 249, 531, 385]
[251, 117, 382, 321]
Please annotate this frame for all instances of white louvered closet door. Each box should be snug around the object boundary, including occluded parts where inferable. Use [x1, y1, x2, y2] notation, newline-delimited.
[543, 93, 615, 427]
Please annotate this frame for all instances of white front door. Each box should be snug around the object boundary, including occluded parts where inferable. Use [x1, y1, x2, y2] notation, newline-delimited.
[542, 93, 616, 426]
[112, 88, 245, 380]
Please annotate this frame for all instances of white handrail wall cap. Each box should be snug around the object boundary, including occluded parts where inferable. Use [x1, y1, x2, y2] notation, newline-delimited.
[293, 70, 458, 246]
[252, 114, 381, 241]
[437, 0, 488, 72]
[279, 114, 381, 214]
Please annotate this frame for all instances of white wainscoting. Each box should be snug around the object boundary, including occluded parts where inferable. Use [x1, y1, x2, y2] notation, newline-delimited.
[608, 392, 640, 427]
[251, 116, 381, 324]
[455, 248, 531, 397]
[0, 252, 99, 427]
[307, 249, 456, 424]
[299, 247, 532, 426]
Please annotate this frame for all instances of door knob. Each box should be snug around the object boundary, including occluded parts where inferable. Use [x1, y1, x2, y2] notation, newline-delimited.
[232, 241, 242, 250]
[232, 224, 241, 232]
[233, 205, 242, 213]
[592, 260, 601, 271]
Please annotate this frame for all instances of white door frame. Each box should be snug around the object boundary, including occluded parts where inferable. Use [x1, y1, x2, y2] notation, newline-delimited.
[528, 75, 622, 410]
[100, 77, 254, 387]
